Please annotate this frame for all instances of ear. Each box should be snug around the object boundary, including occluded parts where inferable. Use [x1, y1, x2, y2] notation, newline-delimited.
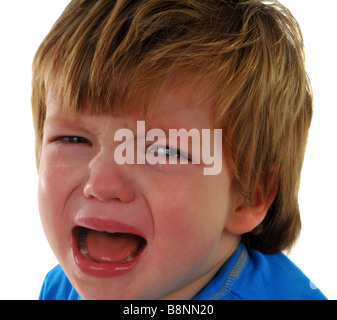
[224, 184, 277, 235]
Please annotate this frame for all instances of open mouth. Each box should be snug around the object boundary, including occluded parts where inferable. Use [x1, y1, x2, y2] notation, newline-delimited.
[75, 227, 147, 264]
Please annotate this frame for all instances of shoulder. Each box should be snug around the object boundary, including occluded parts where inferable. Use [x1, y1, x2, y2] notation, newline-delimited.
[39, 265, 82, 300]
[196, 244, 327, 300]
[233, 247, 327, 300]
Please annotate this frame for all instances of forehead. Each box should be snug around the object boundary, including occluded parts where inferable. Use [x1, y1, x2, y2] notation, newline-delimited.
[46, 74, 217, 128]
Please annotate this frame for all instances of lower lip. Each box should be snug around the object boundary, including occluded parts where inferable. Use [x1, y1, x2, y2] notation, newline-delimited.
[72, 230, 144, 278]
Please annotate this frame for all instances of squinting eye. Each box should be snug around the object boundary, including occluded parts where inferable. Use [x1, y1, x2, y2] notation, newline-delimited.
[151, 146, 190, 161]
[53, 136, 92, 145]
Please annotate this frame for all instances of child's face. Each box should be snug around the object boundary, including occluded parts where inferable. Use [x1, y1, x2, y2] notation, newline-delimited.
[38, 77, 240, 299]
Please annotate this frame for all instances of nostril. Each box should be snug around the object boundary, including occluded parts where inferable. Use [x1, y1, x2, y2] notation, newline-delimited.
[83, 183, 94, 199]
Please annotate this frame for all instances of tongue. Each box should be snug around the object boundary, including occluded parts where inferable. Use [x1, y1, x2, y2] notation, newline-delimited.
[85, 230, 144, 263]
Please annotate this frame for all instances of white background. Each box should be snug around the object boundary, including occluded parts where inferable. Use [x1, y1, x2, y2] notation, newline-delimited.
[0, 1, 336, 299]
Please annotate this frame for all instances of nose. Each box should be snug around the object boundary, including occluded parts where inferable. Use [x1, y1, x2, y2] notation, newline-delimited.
[83, 150, 135, 203]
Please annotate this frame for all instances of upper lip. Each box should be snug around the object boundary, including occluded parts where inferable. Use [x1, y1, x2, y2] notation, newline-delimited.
[73, 217, 147, 239]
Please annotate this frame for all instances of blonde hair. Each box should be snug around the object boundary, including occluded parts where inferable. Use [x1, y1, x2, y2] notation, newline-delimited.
[32, 0, 312, 253]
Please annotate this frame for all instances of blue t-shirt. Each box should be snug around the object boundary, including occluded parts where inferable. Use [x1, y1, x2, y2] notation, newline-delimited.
[39, 244, 326, 300]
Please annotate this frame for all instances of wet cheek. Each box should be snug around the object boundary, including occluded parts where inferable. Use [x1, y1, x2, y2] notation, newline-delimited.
[39, 148, 84, 198]
[38, 154, 82, 226]
[38, 163, 66, 227]
[38, 158, 80, 257]
[39, 164, 67, 204]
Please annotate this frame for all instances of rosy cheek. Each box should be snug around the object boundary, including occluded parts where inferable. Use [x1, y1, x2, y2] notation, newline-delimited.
[150, 194, 196, 246]
[38, 151, 79, 253]
[39, 142, 91, 187]
[38, 156, 74, 211]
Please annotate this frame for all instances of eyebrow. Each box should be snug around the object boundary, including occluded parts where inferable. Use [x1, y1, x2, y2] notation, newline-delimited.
[43, 113, 102, 132]
[44, 114, 84, 125]
[44, 113, 203, 139]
